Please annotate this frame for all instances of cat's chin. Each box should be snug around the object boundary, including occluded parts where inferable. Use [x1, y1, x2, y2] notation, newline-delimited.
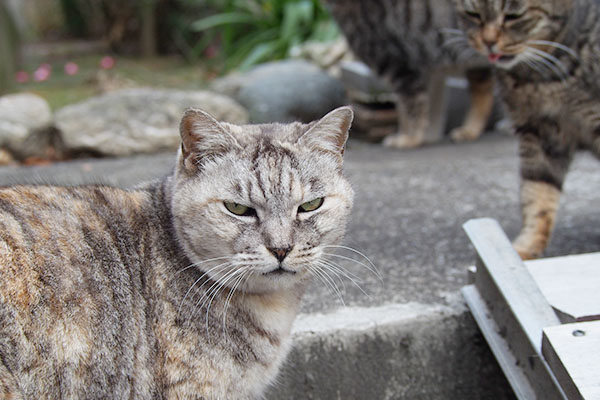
[239, 271, 310, 295]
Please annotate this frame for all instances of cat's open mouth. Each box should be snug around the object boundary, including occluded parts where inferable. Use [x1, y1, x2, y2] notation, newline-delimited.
[488, 53, 515, 64]
[263, 266, 296, 276]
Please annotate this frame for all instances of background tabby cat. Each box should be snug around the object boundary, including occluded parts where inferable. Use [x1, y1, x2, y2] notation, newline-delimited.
[454, 0, 600, 258]
[324, 0, 495, 148]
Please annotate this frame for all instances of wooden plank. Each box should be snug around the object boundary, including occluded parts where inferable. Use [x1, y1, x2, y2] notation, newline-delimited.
[542, 321, 600, 400]
[463, 218, 566, 399]
[462, 285, 537, 400]
[526, 253, 600, 323]
[463, 218, 561, 348]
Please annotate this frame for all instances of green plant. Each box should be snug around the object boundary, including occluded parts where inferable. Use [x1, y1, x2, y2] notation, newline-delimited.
[191, 0, 339, 71]
[0, 1, 20, 94]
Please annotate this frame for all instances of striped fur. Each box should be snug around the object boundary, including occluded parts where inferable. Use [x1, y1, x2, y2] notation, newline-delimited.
[324, 0, 494, 147]
[0, 108, 354, 399]
[454, 0, 600, 258]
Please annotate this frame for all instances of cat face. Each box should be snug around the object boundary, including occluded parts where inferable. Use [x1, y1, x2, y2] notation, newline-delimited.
[170, 108, 354, 294]
[454, 0, 572, 69]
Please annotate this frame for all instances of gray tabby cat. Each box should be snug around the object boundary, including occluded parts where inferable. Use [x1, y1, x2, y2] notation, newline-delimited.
[0, 107, 354, 398]
[325, 0, 495, 148]
[453, 0, 600, 259]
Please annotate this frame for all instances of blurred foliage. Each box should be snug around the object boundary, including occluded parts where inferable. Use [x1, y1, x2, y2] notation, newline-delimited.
[59, 0, 141, 53]
[190, 0, 339, 71]
[0, 1, 21, 94]
[50, 0, 339, 70]
[57, 0, 211, 57]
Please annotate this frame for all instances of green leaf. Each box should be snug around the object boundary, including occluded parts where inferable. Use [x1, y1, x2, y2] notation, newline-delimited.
[281, 1, 314, 40]
[186, 0, 340, 71]
[190, 12, 259, 31]
[239, 41, 281, 70]
[224, 27, 280, 69]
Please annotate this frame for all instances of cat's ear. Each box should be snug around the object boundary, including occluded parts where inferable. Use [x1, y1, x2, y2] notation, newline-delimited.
[297, 106, 353, 157]
[179, 108, 240, 172]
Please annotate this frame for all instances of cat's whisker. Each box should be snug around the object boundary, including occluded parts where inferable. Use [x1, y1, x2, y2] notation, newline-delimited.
[317, 260, 371, 299]
[188, 267, 242, 327]
[198, 268, 245, 314]
[323, 252, 383, 283]
[200, 268, 248, 336]
[176, 256, 232, 275]
[321, 245, 381, 279]
[526, 40, 578, 60]
[522, 58, 547, 78]
[524, 52, 567, 83]
[524, 46, 569, 82]
[522, 55, 552, 80]
[316, 264, 351, 303]
[221, 269, 250, 338]
[527, 53, 560, 79]
[178, 261, 234, 316]
[307, 264, 346, 306]
[320, 257, 366, 283]
[522, 49, 555, 76]
[312, 261, 347, 292]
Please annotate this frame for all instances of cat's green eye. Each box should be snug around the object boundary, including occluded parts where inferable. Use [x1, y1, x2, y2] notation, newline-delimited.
[504, 12, 524, 21]
[224, 202, 255, 217]
[298, 198, 324, 213]
[465, 10, 481, 19]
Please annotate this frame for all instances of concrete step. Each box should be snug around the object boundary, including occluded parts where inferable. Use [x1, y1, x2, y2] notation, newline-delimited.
[267, 297, 514, 399]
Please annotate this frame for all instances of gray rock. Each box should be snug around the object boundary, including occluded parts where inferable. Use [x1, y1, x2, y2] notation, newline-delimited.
[55, 88, 248, 157]
[289, 38, 355, 78]
[0, 93, 54, 160]
[213, 60, 347, 123]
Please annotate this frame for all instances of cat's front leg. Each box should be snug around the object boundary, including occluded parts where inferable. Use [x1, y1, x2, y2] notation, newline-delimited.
[383, 89, 429, 149]
[513, 179, 561, 260]
[450, 67, 494, 143]
[513, 121, 575, 259]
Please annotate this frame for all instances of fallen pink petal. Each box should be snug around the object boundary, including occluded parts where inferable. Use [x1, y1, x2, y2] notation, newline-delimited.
[33, 66, 51, 82]
[64, 62, 79, 75]
[15, 71, 29, 83]
[100, 56, 116, 69]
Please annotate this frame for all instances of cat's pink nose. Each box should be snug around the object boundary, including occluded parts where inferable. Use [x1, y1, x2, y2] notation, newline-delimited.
[268, 247, 291, 262]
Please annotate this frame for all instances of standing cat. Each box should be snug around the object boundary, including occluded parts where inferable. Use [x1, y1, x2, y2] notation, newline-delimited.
[0, 107, 355, 398]
[454, 0, 600, 259]
[325, 0, 495, 148]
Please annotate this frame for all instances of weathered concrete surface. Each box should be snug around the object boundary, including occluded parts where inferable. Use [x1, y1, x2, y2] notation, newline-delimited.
[0, 133, 598, 399]
[268, 297, 513, 400]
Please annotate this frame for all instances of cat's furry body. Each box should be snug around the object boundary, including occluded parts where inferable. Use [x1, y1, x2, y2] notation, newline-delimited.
[0, 107, 354, 399]
[454, 0, 600, 258]
[325, 0, 495, 148]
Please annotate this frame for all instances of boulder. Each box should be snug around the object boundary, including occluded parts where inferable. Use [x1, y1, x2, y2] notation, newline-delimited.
[0, 92, 54, 160]
[211, 60, 347, 124]
[55, 88, 248, 157]
[289, 38, 355, 78]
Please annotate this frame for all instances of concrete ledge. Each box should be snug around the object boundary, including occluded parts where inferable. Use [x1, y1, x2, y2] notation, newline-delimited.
[267, 295, 515, 399]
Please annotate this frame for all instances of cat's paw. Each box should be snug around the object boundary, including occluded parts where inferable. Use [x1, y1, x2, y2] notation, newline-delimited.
[512, 241, 542, 260]
[449, 126, 482, 143]
[382, 133, 424, 149]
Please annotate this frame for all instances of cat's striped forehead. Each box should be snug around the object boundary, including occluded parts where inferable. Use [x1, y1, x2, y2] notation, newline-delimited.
[227, 132, 328, 210]
[222, 121, 313, 147]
